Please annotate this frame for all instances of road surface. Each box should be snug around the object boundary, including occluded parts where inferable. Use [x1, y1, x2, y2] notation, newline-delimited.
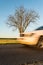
[0, 44, 43, 65]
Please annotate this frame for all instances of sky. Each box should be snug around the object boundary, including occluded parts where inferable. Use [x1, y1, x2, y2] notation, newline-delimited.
[0, 0, 43, 38]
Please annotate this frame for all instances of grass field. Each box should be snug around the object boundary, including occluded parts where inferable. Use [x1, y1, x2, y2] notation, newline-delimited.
[0, 38, 18, 44]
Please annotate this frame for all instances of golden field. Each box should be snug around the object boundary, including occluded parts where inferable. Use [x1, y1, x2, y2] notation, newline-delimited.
[0, 38, 18, 44]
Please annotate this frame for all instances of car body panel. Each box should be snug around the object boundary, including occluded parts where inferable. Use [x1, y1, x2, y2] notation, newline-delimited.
[17, 30, 43, 46]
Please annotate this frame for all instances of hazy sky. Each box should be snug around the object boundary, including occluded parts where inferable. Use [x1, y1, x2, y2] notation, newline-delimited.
[0, 0, 43, 38]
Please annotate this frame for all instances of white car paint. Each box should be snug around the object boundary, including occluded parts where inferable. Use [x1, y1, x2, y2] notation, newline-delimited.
[17, 30, 43, 46]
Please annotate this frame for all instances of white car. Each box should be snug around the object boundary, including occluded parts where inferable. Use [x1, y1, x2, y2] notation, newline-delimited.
[17, 30, 43, 48]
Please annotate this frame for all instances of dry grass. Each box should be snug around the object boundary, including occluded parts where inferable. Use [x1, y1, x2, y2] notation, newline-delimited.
[0, 38, 18, 44]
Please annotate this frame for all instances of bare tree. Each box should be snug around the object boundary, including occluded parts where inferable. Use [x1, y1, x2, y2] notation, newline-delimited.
[7, 6, 39, 37]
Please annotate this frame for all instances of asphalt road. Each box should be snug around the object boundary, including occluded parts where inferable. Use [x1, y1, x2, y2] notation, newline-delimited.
[0, 44, 43, 65]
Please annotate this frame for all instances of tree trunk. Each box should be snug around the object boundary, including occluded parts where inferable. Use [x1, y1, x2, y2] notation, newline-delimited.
[19, 27, 24, 37]
[20, 33, 24, 37]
